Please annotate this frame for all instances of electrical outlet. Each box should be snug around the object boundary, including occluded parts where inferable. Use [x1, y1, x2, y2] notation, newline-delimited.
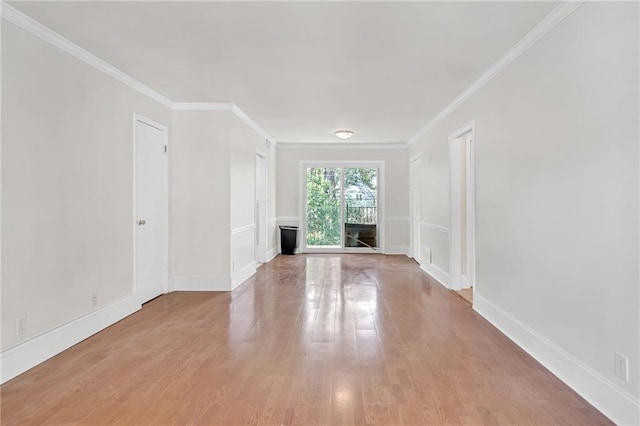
[91, 292, 98, 307]
[614, 352, 629, 382]
[16, 316, 27, 336]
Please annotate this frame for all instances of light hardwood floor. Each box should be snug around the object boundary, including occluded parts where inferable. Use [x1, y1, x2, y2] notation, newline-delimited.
[1, 254, 610, 425]
[456, 288, 473, 305]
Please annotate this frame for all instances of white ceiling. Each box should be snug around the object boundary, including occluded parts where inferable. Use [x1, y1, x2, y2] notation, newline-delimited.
[10, 1, 557, 144]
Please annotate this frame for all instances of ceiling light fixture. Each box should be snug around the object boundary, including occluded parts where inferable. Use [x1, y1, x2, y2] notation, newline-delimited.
[334, 130, 355, 140]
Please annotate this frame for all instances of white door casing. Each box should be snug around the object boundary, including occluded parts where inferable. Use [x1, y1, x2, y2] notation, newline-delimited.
[448, 122, 475, 291]
[134, 114, 168, 304]
[255, 152, 268, 263]
[465, 131, 476, 291]
[410, 155, 421, 262]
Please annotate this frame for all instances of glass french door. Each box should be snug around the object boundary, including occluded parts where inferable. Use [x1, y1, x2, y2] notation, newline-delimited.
[304, 165, 379, 251]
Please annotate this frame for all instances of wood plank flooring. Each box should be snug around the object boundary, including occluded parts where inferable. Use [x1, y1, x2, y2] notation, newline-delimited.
[1, 254, 610, 425]
[455, 288, 473, 305]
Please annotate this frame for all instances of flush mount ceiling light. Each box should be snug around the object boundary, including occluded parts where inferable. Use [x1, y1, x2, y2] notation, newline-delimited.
[334, 130, 355, 140]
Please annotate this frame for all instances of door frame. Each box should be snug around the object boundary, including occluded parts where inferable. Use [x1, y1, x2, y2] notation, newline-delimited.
[132, 113, 169, 300]
[448, 121, 475, 292]
[255, 150, 268, 263]
[410, 154, 421, 263]
[299, 160, 385, 253]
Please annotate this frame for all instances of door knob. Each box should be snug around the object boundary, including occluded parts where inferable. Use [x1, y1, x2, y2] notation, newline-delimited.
[137, 219, 146, 225]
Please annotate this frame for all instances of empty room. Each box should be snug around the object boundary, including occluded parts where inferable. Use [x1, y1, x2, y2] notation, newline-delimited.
[1, 1, 638, 425]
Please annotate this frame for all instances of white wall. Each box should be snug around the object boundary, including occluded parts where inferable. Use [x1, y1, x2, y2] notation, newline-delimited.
[1, 18, 277, 379]
[410, 1, 639, 418]
[1, 21, 171, 350]
[276, 146, 409, 252]
[171, 111, 232, 279]
[229, 114, 274, 276]
[171, 110, 277, 288]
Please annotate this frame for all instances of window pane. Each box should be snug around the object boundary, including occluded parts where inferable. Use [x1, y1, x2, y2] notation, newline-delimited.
[306, 168, 342, 247]
[344, 168, 378, 248]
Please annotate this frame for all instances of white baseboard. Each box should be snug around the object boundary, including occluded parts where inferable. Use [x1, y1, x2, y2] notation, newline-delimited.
[420, 245, 431, 266]
[420, 262, 451, 289]
[474, 293, 639, 426]
[169, 276, 231, 291]
[266, 246, 277, 263]
[231, 261, 257, 290]
[0, 294, 141, 384]
[385, 245, 409, 256]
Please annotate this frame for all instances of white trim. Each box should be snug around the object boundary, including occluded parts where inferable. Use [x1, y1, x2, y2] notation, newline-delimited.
[231, 223, 256, 235]
[133, 114, 167, 133]
[255, 151, 268, 263]
[384, 245, 409, 256]
[450, 121, 475, 141]
[421, 222, 449, 234]
[474, 293, 639, 426]
[231, 261, 257, 290]
[133, 114, 170, 301]
[266, 247, 278, 263]
[170, 103, 275, 144]
[169, 276, 231, 292]
[0, 4, 277, 145]
[231, 105, 276, 144]
[0, 3, 173, 108]
[1, 0, 582, 150]
[420, 245, 431, 267]
[448, 122, 475, 291]
[407, 1, 583, 145]
[300, 160, 388, 167]
[268, 217, 277, 223]
[449, 132, 462, 291]
[420, 263, 451, 289]
[386, 216, 409, 222]
[466, 128, 476, 292]
[0, 294, 140, 384]
[277, 142, 407, 150]
[410, 154, 421, 261]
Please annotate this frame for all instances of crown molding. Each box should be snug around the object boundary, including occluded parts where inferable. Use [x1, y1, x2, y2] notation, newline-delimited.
[277, 142, 407, 150]
[3, 0, 582, 148]
[230, 105, 276, 145]
[0, 2, 174, 109]
[171, 103, 275, 144]
[407, 1, 583, 146]
[0, 3, 275, 143]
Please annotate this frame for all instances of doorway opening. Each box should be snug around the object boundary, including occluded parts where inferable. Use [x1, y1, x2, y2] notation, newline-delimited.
[133, 114, 168, 305]
[300, 162, 384, 253]
[449, 122, 476, 301]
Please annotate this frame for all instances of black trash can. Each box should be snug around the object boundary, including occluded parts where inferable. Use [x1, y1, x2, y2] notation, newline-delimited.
[279, 226, 298, 255]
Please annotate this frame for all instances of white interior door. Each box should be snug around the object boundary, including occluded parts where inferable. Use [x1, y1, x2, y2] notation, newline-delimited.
[410, 156, 421, 262]
[135, 116, 168, 304]
[255, 153, 267, 263]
